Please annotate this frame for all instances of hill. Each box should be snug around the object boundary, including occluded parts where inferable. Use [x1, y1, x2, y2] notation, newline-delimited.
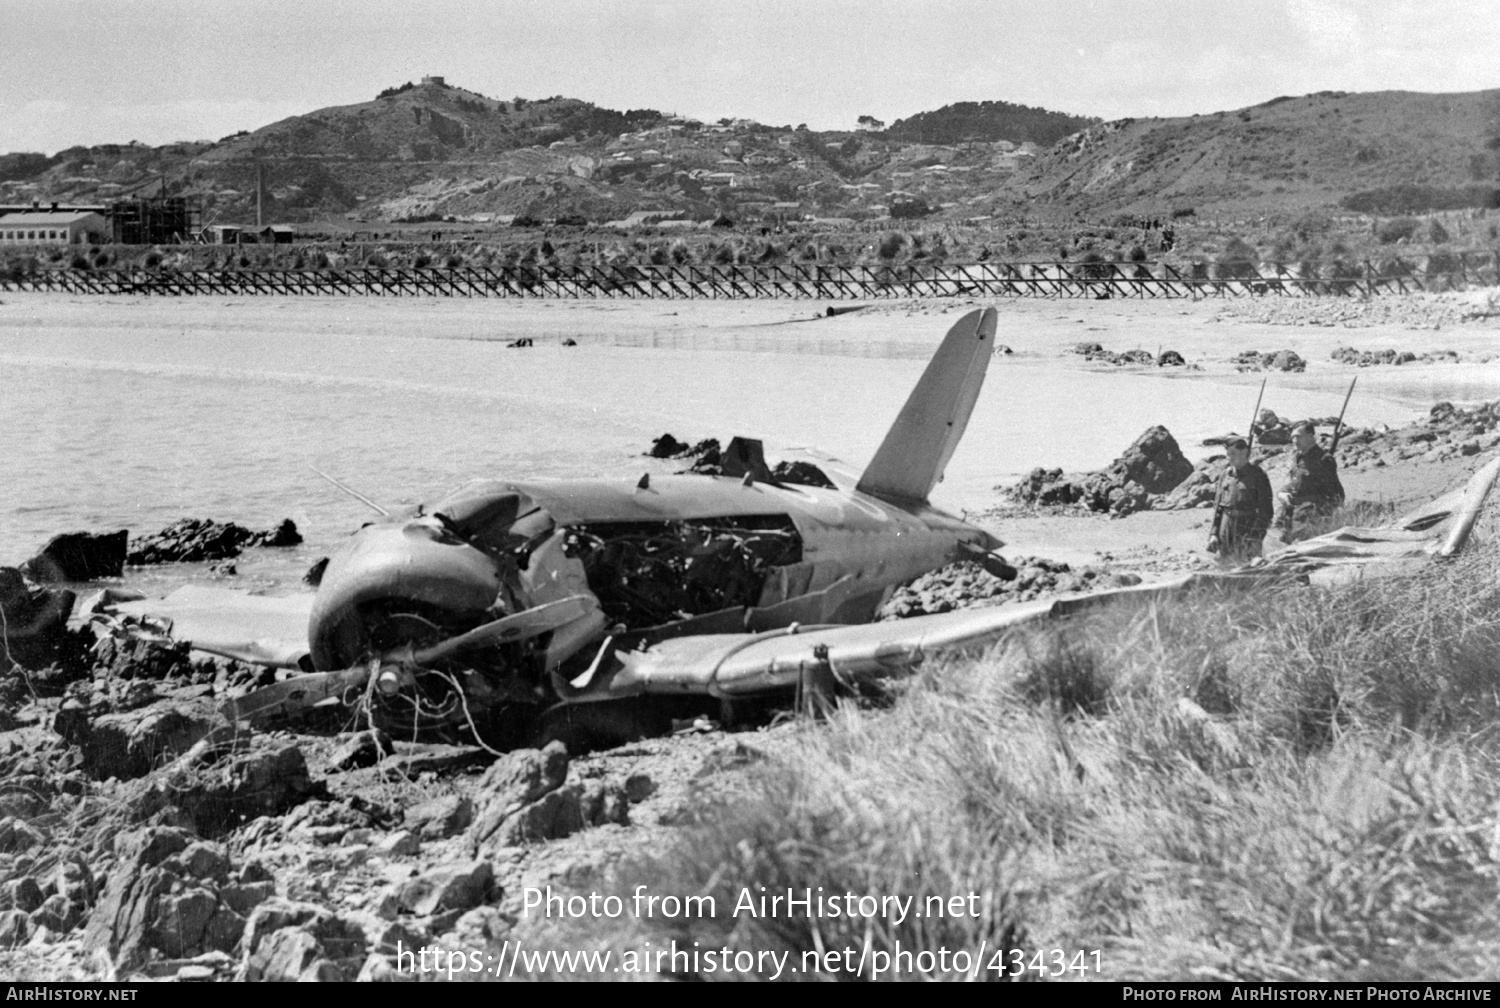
[1007, 88, 1500, 219]
[1, 83, 1498, 229]
[882, 99, 1097, 146]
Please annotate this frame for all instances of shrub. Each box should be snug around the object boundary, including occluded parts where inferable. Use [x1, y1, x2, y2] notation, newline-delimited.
[412, 253, 431, 269]
[890, 197, 933, 220]
[68, 253, 89, 271]
[1428, 219, 1451, 244]
[1128, 244, 1147, 263]
[877, 231, 906, 260]
[1377, 218, 1419, 244]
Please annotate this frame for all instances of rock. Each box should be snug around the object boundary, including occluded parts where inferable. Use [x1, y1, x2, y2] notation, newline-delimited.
[82, 702, 220, 781]
[395, 861, 493, 917]
[247, 927, 325, 982]
[405, 795, 474, 841]
[579, 779, 629, 827]
[485, 784, 585, 848]
[357, 952, 417, 982]
[126, 518, 301, 566]
[1157, 349, 1186, 366]
[254, 519, 302, 548]
[241, 898, 366, 982]
[217, 881, 276, 916]
[647, 433, 689, 458]
[21, 531, 128, 582]
[0, 818, 44, 854]
[373, 830, 420, 858]
[468, 742, 569, 849]
[1105, 425, 1194, 495]
[0, 909, 31, 948]
[81, 826, 251, 968]
[623, 771, 656, 803]
[92, 636, 195, 682]
[447, 905, 512, 947]
[0, 878, 44, 913]
[134, 736, 319, 835]
[329, 729, 393, 771]
[31, 893, 80, 933]
[0, 568, 76, 669]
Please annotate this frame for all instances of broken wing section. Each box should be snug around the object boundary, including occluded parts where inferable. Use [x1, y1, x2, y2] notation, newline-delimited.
[855, 306, 997, 505]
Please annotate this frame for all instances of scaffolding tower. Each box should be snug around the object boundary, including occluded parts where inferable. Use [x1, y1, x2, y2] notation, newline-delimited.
[108, 196, 203, 245]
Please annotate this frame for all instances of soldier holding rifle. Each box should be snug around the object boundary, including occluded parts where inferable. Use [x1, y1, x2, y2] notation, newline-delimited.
[1209, 437, 1274, 562]
[1276, 378, 1355, 542]
[1276, 421, 1346, 541]
[1209, 378, 1273, 562]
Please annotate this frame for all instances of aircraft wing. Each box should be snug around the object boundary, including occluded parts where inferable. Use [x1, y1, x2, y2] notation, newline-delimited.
[96, 585, 314, 669]
[563, 570, 1263, 702]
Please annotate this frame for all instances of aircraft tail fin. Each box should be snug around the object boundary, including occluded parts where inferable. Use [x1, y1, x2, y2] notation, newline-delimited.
[855, 307, 997, 505]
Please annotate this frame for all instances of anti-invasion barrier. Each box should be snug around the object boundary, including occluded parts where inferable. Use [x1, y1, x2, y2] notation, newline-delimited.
[1, 254, 1494, 298]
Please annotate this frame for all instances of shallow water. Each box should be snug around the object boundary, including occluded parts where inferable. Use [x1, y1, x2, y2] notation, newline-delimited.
[0, 312, 1441, 587]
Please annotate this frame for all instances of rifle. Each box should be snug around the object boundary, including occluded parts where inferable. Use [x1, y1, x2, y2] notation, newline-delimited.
[1209, 378, 1268, 552]
[1329, 376, 1357, 455]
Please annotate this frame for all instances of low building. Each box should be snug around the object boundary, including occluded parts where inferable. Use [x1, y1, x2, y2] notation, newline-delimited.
[259, 225, 295, 244]
[0, 211, 108, 244]
[207, 225, 243, 244]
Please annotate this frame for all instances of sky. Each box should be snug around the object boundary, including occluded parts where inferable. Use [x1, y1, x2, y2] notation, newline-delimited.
[3, 0, 1499, 154]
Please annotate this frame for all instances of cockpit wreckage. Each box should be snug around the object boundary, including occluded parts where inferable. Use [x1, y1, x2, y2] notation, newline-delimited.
[100, 308, 1500, 748]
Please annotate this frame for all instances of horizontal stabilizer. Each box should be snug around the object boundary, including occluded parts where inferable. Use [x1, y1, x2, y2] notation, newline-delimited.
[855, 307, 997, 504]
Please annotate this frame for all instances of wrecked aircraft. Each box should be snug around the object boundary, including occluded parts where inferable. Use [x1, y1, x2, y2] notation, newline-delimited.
[220, 308, 1012, 742]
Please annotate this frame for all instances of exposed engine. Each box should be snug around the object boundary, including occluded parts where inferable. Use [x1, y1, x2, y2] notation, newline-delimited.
[562, 516, 802, 629]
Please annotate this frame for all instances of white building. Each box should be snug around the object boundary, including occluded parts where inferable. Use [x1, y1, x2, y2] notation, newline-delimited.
[0, 211, 108, 244]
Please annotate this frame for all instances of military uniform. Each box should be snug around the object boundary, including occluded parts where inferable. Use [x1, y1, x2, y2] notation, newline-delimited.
[1212, 461, 1274, 561]
[1278, 443, 1345, 538]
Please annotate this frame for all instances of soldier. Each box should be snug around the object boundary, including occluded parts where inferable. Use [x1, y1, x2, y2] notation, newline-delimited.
[1277, 421, 1345, 541]
[1209, 437, 1274, 562]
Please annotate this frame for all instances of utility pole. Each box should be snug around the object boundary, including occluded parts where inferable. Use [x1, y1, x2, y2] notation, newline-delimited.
[256, 163, 263, 229]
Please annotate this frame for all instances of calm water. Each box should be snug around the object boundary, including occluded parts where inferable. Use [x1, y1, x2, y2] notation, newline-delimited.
[0, 315, 1434, 587]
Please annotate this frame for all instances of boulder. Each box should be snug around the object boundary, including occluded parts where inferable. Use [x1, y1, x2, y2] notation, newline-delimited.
[82, 827, 262, 969]
[467, 742, 569, 850]
[0, 568, 75, 670]
[0, 909, 30, 949]
[329, 729, 393, 771]
[241, 898, 366, 982]
[21, 530, 128, 582]
[647, 433, 689, 458]
[484, 784, 586, 848]
[0, 817, 44, 854]
[126, 518, 302, 566]
[394, 861, 493, 918]
[404, 795, 473, 841]
[134, 736, 319, 835]
[1105, 425, 1194, 495]
[81, 702, 220, 780]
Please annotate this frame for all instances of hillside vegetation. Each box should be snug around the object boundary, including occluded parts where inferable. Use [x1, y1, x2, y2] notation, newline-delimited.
[2, 83, 1499, 230]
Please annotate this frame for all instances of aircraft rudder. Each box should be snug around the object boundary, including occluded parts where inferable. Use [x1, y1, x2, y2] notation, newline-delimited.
[854, 307, 997, 504]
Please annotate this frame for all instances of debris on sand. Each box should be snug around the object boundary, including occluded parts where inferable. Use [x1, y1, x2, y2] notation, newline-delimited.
[1232, 349, 1306, 372]
[1330, 345, 1463, 367]
[127, 518, 302, 566]
[1071, 343, 1190, 367]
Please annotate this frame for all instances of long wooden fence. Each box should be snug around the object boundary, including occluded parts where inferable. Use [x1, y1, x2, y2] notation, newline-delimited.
[2, 253, 1494, 299]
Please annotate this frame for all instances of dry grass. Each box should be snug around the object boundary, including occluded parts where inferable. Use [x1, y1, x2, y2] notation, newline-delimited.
[507, 543, 1500, 980]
